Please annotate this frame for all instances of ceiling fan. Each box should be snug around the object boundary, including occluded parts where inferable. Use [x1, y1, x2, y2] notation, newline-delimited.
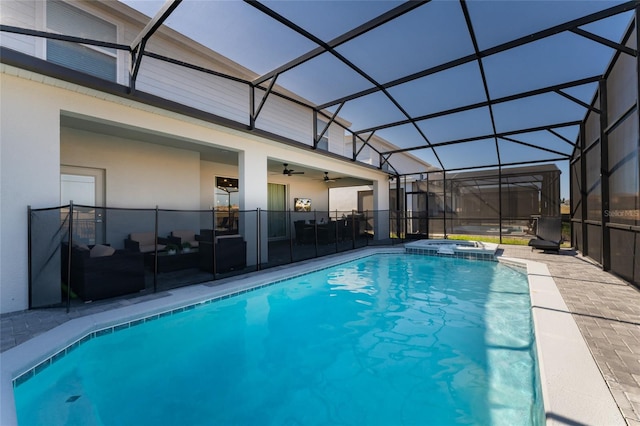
[322, 172, 342, 183]
[282, 163, 304, 176]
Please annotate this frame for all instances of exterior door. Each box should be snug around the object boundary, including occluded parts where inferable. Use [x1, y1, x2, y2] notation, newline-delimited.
[61, 166, 106, 245]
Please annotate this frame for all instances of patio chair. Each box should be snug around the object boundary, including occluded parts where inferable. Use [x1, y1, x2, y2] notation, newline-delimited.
[168, 230, 200, 249]
[528, 216, 562, 253]
[294, 220, 314, 244]
[124, 232, 168, 253]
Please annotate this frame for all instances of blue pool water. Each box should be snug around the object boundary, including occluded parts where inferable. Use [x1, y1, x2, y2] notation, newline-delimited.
[15, 254, 542, 425]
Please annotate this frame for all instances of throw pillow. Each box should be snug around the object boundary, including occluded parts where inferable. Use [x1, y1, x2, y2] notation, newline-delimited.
[90, 244, 116, 258]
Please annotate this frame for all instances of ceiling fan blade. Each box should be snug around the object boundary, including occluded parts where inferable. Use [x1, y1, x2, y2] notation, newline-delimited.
[283, 163, 304, 175]
[323, 172, 339, 182]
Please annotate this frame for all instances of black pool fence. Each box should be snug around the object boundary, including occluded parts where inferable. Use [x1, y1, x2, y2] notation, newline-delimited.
[28, 203, 547, 311]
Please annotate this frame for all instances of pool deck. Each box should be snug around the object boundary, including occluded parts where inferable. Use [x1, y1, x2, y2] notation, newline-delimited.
[1, 244, 640, 425]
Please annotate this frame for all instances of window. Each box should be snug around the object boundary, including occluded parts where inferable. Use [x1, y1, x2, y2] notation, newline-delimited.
[215, 176, 239, 231]
[316, 119, 329, 151]
[46, 0, 117, 82]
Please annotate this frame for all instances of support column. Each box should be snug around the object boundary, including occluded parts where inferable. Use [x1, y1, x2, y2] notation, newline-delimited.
[443, 173, 448, 238]
[373, 177, 390, 241]
[580, 123, 589, 256]
[238, 149, 268, 266]
[1, 74, 61, 313]
[599, 79, 611, 270]
[498, 166, 503, 243]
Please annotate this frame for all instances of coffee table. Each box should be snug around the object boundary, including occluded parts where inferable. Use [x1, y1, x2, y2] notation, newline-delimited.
[146, 249, 199, 273]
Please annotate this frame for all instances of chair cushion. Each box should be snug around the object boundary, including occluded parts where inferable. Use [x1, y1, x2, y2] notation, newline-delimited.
[129, 232, 155, 246]
[171, 230, 196, 241]
[139, 244, 166, 253]
[90, 244, 116, 258]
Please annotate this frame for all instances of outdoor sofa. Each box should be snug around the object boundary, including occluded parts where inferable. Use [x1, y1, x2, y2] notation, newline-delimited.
[124, 231, 168, 253]
[167, 230, 200, 249]
[61, 243, 145, 301]
[197, 229, 246, 273]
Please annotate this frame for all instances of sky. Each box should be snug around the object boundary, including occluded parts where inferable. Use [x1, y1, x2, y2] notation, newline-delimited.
[121, 0, 635, 199]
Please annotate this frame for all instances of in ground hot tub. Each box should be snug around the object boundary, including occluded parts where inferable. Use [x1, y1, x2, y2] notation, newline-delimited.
[405, 239, 498, 260]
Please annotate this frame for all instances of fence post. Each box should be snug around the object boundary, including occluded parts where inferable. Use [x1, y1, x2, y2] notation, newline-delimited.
[66, 200, 74, 313]
[212, 208, 217, 278]
[313, 210, 318, 257]
[289, 209, 294, 263]
[335, 209, 339, 253]
[257, 208, 261, 270]
[153, 205, 158, 293]
[351, 210, 356, 250]
[365, 210, 369, 246]
[27, 206, 33, 309]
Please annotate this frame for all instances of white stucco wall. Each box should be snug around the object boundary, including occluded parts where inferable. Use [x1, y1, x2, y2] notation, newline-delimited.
[329, 185, 372, 212]
[1, 72, 61, 313]
[62, 128, 201, 209]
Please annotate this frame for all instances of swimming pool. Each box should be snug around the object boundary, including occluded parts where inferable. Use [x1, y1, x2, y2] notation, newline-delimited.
[14, 254, 542, 425]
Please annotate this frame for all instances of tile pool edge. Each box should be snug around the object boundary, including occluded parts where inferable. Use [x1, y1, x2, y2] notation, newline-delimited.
[0, 249, 623, 425]
[498, 257, 625, 426]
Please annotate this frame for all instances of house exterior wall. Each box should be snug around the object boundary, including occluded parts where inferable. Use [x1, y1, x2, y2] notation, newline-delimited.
[0, 65, 389, 313]
[0, 0, 40, 56]
[61, 127, 201, 209]
[137, 57, 251, 126]
[0, 0, 349, 159]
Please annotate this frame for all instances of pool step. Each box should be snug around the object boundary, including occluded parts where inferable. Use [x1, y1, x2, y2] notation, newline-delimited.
[437, 245, 456, 255]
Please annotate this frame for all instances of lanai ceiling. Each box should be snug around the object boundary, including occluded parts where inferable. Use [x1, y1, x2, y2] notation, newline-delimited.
[3, 0, 638, 176]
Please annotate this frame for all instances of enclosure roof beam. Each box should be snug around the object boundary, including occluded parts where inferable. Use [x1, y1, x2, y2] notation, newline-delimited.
[0, 25, 129, 51]
[400, 157, 569, 176]
[313, 102, 344, 148]
[555, 89, 601, 114]
[354, 75, 600, 134]
[250, 74, 278, 129]
[382, 121, 582, 155]
[129, 0, 182, 92]
[547, 128, 579, 148]
[130, 0, 182, 52]
[317, 1, 638, 110]
[353, 132, 375, 160]
[251, 1, 427, 86]
[570, 27, 637, 57]
[460, 0, 502, 168]
[245, 0, 444, 169]
[499, 136, 572, 158]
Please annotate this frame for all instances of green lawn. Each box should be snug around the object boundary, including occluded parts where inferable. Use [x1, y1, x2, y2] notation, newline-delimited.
[446, 234, 530, 245]
[447, 232, 571, 247]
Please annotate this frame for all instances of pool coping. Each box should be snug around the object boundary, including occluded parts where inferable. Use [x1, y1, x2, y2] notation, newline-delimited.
[0, 248, 624, 425]
[499, 256, 625, 426]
